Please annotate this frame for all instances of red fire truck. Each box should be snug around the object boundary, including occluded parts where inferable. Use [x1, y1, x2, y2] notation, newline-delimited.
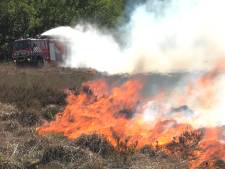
[12, 37, 69, 66]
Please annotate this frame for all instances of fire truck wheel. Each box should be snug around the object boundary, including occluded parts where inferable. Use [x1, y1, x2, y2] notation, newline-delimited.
[15, 61, 23, 67]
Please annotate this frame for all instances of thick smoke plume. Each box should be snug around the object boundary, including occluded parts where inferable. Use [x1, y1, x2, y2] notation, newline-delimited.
[41, 0, 225, 127]
[42, 0, 225, 74]
[41, 0, 225, 129]
[41, 0, 225, 128]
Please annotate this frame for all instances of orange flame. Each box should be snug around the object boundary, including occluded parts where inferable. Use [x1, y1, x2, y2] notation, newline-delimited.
[38, 80, 143, 146]
[190, 127, 225, 169]
[37, 80, 190, 147]
[37, 59, 225, 168]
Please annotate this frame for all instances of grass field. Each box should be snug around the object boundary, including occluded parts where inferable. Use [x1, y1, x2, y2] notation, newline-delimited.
[0, 63, 198, 169]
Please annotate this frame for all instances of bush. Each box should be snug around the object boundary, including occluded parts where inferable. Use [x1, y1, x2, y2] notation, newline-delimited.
[140, 145, 156, 157]
[72, 134, 114, 158]
[42, 146, 66, 164]
[41, 105, 61, 120]
[166, 130, 203, 159]
[18, 111, 39, 127]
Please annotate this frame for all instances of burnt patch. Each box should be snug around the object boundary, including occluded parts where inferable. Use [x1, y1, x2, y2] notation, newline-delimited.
[82, 85, 93, 96]
[114, 108, 135, 119]
[198, 159, 225, 169]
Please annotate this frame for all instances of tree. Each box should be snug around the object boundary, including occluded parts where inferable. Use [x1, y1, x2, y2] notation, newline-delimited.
[0, 0, 126, 60]
[75, 0, 124, 27]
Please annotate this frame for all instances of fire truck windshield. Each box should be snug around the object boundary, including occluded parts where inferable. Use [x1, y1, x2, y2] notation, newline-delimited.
[14, 40, 30, 50]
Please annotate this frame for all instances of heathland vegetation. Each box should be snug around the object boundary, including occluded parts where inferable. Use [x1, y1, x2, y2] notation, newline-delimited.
[0, 64, 191, 169]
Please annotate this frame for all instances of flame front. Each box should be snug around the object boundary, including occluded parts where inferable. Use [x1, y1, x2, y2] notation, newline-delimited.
[38, 80, 144, 146]
[37, 61, 225, 168]
[37, 79, 191, 146]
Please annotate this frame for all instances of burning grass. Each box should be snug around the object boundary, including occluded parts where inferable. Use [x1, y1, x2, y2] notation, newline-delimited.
[0, 63, 224, 169]
[37, 67, 224, 168]
[0, 108, 209, 169]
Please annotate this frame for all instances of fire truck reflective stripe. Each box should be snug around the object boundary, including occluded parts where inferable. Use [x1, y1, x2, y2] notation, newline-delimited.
[33, 47, 42, 53]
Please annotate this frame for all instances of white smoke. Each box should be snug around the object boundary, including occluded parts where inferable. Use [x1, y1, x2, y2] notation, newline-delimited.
[127, 0, 225, 73]
[41, 1, 225, 141]
[42, 0, 225, 127]
[42, 0, 225, 74]
[140, 71, 225, 128]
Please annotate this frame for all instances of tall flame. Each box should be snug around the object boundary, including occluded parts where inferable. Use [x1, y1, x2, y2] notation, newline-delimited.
[37, 79, 191, 147]
[37, 60, 225, 168]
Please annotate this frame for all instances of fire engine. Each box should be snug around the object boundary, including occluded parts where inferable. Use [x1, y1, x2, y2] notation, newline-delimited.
[12, 37, 69, 66]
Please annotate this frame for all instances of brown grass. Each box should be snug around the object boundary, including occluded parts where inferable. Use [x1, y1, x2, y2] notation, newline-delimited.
[0, 63, 96, 116]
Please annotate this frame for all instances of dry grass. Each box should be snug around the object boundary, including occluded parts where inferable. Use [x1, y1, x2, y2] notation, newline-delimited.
[0, 99, 190, 169]
[0, 63, 96, 118]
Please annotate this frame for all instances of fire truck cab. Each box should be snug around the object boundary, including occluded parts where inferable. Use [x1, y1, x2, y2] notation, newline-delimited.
[12, 38, 68, 66]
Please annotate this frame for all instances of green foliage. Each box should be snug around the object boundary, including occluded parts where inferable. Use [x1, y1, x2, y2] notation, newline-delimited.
[0, 0, 125, 60]
[74, 0, 125, 26]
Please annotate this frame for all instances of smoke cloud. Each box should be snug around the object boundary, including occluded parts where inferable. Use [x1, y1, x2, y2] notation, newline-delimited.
[42, 0, 225, 74]
[41, 0, 225, 128]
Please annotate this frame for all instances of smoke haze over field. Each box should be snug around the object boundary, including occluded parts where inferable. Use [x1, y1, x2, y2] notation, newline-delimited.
[42, 0, 225, 74]
[41, 0, 225, 128]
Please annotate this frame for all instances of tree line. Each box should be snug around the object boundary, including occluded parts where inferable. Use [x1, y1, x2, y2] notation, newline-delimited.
[0, 0, 127, 60]
[0, 0, 150, 60]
